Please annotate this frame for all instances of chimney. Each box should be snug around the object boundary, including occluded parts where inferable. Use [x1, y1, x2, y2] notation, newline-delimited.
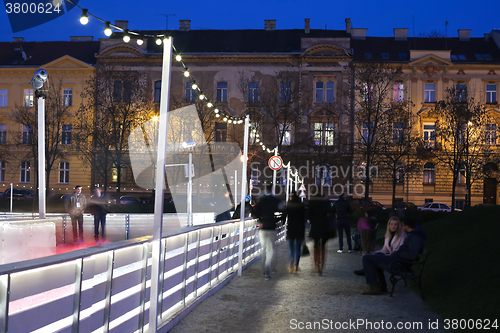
[484, 33, 490, 41]
[351, 28, 367, 40]
[265, 20, 276, 31]
[179, 20, 191, 31]
[458, 29, 471, 41]
[305, 18, 310, 34]
[345, 18, 351, 34]
[13, 37, 24, 42]
[70, 36, 93, 41]
[114, 20, 128, 30]
[393, 28, 408, 41]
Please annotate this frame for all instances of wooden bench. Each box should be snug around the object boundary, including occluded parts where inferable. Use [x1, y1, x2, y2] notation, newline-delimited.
[387, 250, 431, 299]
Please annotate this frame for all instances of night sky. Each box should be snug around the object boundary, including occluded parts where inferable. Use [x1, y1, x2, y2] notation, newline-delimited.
[1, 0, 499, 42]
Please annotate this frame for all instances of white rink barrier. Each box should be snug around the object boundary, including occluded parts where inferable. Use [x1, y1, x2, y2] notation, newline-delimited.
[0, 218, 286, 333]
[0, 218, 58, 264]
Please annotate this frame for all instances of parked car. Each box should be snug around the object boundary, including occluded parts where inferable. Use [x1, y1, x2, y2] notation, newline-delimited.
[2, 188, 34, 200]
[118, 196, 140, 205]
[418, 202, 461, 212]
[393, 201, 418, 211]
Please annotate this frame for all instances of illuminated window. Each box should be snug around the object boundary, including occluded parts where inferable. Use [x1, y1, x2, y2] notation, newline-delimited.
[314, 123, 334, 146]
[393, 82, 405, 103]
[0, 89, 7, 107]
[423, 162, 435, 184]
[485, 123, 497, 145]
[24, 89, 33, 107]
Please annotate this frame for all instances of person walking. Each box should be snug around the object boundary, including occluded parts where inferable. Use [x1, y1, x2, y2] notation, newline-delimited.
[254, 184, 284, 280]
[283, 192, 306, 274]
[334, 193, 354, 253]
[90, 188, 107, 244]
[307, 193, 332, 275]
[65, 185, 88, 244]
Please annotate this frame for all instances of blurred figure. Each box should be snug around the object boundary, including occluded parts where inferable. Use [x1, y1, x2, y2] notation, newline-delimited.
[215, 187, 232, 222]
[254, 184, 284, 280]
[232, 195, 255, 220]
[283, 191, 306, 274]
[90, 188, 107, 244]
[333, 193, 354, 253]
[65, 185, 87, 244]
[358, 211, 378, 254]
[307, 194, 331, 275]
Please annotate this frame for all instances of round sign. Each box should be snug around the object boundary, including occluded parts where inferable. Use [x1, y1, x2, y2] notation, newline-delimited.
[268, 155, 283, 171]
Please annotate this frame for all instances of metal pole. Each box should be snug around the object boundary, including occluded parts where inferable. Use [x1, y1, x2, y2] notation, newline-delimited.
[149, 37, 172, 332]
[188, 151, 193, 227]
[295, 173, 298, 192]
[234, 169, 238, 208]
[238, 115, 250, 276]
[38, 97, 46, 219]
[285, 162, 290, 203]
[272, 148, 278, 195]
[9, 183, 12, 213]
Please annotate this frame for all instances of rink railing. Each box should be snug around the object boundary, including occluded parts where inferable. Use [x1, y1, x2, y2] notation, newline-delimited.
[0, 217, 286, 333]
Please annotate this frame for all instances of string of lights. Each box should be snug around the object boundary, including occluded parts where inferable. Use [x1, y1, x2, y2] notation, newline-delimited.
[66, 0, 288, 158]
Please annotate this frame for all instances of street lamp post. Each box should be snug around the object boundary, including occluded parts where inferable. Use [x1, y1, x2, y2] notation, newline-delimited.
[182, 140, 196, 227]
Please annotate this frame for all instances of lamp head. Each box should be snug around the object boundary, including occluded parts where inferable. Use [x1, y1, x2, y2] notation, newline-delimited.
[182, 140, 196, 149]
[31, 69, 48, 91]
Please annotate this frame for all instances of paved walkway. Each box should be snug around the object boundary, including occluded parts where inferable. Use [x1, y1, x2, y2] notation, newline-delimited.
[169, 236, 443, 333]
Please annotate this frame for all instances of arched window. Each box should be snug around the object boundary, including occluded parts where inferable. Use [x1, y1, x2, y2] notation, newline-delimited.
[423, 162, 435, 184]
[315, 164, 332, 187]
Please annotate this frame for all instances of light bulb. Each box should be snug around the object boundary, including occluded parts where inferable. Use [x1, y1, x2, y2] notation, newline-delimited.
[123, 30, 130, 43]
[223, 117, 228, 121]
[156, 38, 162, 45]
[80, 9, 89, 25]
[216, 114, 220, 117]
[137, 38, 144, 45]
[104, 21, 112, 36]
[199, 94, 205, 100]
[184, 70, 190, 77]
[175, 55, 182, 61]
[207, 102, 213, 107]
[191, 83, 198, 90]
[228, 119, 232, 123]
[214, 109, 219, 113]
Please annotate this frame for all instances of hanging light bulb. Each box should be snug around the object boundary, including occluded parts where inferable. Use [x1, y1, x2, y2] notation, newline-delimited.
[191, 83, 198, 90]
[80, 9, 89, 25]
[223, 117, 228, 121]
[156, 37, 162, 45]
[137, 35, 144, 45]
[214, 108, 219, 113]
[215, 114, 220, 118]
[207, 102, 213, 108]
[123, 29, 130, 43]
[183, 69, 190, 77]
[228, 119, 232, 123]
[104, 21, 112, 36]
[199, 94, 205, 100]
[175, 54, 182, 61]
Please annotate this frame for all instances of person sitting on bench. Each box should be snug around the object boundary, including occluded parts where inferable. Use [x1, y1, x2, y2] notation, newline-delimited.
[361, 217, 425, 295]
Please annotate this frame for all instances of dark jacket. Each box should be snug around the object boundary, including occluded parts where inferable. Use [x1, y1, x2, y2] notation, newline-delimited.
[307, 195, 331, 240]
[254, 193, 284, 230]
[391, 227, 426, 262]
[285, 197, 306, 240]
[232, 202, 255, 220]
[333, 196, 352, 219]
[88, 194, 107, 215]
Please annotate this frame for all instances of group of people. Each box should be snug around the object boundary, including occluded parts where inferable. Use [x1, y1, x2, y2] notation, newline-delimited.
[64, 186, 108, 244]
[253, 188, 426, 295]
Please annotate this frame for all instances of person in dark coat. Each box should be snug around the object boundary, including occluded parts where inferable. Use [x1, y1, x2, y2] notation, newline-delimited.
[334, 193, 354, 253]
[89, 188, 107, 244]
[307, 193, 332, 275]
[232, 196, 255, 220]
[284, 192, 306, 274]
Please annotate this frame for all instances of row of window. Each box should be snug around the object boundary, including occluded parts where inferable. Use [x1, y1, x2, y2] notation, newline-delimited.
[0, 124, 72, 145]
[0, 161, 69, 183]
[0, 89, 73, 107]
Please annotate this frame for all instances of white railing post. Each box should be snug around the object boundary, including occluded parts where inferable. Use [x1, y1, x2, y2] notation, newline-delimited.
[238, 115, 250, 276]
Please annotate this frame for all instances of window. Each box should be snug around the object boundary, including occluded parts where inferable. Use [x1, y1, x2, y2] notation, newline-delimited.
[279, 123, 291, 145]
[315, 82, 334, 103]
[457, 163, 466, 185]
[20, 161, 30, 183]
[393, 82, 405, 103]
[315, 165, 332, 187]
[0, 161, 4, 182]
[280, 82, 291, 103]
[362, 83, 374, 103]
[381, 53, 389, 59]
[214, 122, 227, 142]
[62, 88, 72, 107]
[456, 84, 467, 102]
[24, 89, 33, 107]
[113, 81, 122, 102]
[185, 82, 198, 103]
[111, 164, 126, 183]
[423, 162, 435, 184]
[486, 84, 497, 104]
[22, 125, 32, 145]
[251, 166, 258, 185]
[485, 123, 497, 145]
[396, 162, 405, 183]
[424, 84, 435, 103]
[364, 53, 372, 59]
[423, 123, 436, 148]
[154, 81, 161, 103]
[59, 162, 69, 184]
[399, 53, 407, 59]
[362, 121, 374, 143]
[392, 122, 405, 144]
[314, 123, 334, 146]
[216, 82, 228, 102]
[123, 81, 132, 103]
[0, 124, 6, 144]
[61, 124, 72, 145]
[248, 82, 259, 103]
[0, 89, 7, 107]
